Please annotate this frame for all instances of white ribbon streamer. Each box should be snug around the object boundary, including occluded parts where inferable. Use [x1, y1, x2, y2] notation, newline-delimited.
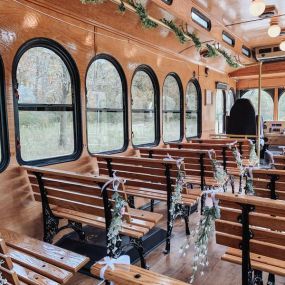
[102, 171, 126, 193]
[163, 154, 184, 170]
[98, 255, 131, 285]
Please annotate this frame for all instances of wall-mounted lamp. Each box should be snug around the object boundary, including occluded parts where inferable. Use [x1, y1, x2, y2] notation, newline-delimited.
[249, 0, 266, 17]
[268, 19, 281, 38]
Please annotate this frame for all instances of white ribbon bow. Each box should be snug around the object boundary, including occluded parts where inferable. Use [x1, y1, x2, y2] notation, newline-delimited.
[208, 149, 215, 160]
[163, 154, 184, 170]
[98, 255, 130, 284]
[102, 171, 126, 192]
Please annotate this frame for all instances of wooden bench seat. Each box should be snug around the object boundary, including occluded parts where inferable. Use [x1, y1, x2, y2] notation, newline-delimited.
[23, 166, 162, 268]
[273, 155, 285, 170]
[215, 192, 285, 284]
[96, 154, 201, 253]
[91, 257, 189, 285]
[0, 229, 89, 285]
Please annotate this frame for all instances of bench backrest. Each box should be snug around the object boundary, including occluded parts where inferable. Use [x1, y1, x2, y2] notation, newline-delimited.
[190, 138, 251, 154]
[252, 168, 285, 200]
[138, 147, 215, 185]
[169, 142, 249, 167]
[273, 155, 285, 170]
[96, 155, 178, 193]
[0, 238, 20, 285]
[216, 193, 285, 262]
[24, 166, 131, 227]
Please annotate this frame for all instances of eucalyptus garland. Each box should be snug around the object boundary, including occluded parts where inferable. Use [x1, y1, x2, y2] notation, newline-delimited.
[133, 3, 158, 29]
[208, 150, 229, 187]
[169, 159, 186, 227]
[217, 48, 239, 68]
[229, 145, 245, 176]
[249, 141, 259, 166]
[0, 260, 7, 285]
[79, 0, 240, 68]
[190, 201, 220, 283]
[244, 167, 255, 196]
[161, 18, 188, 44]
[107, 191, 128, 257]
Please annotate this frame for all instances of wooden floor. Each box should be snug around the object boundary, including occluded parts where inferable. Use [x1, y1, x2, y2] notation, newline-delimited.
[66, 201, 285, 285]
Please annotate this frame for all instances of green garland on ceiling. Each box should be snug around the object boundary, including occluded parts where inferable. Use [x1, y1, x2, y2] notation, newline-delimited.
[80, 0, 241, 68]
[161, 18, 188, 44]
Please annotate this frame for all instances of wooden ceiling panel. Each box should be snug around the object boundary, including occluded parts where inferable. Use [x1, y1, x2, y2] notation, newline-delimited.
[193, 0, 285, 48]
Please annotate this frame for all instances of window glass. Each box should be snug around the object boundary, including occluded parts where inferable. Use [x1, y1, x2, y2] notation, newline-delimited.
[242, 89, 274, 121]
[186, 80, 200, 138]
[226, 89, 235, 115]
[279, 91, 285, 120]
[15, 45, 79, 162]
[86, 57, 126, 153]
[162, 74, 181, 142]
[131, 68, 157, 146]
[215, 90, 225, 134]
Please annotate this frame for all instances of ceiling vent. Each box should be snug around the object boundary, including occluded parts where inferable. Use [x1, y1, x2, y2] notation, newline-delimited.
[255, 44, 285, 62]
[259, 5, 278, 19]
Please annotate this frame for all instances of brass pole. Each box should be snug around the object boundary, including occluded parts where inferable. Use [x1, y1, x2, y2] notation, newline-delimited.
[257, 62, 263, 165]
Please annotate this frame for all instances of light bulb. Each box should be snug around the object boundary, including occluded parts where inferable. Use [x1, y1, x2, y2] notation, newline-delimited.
[249, 0, 266, 17]
[280, 41, 285, 51]
[268, 24, 281, 37]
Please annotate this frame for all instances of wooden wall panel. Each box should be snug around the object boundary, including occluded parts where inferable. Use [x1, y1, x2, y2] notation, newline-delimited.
[0, 0, 235, 238]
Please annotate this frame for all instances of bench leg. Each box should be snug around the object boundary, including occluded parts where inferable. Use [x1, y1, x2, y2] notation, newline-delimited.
[68, 221, 86, 241]
[131, 238, 148, 269]
[43, 211, 59, 244]
[230, 175, 235, 194]
[239, 175, 243, 194]
[253, 270, 263, 285]
[183, 207, 190, 236]
[127, 196, 135, 208]
[150, 199, 154, 212]
[267, 273, 275, 285]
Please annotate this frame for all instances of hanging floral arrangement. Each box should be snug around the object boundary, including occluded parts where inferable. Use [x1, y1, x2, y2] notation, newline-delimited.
[249, 140, 259, 166]
[244, 167, 255, 196]
[190, 191, 221, 283]
[103, 173, 128, 257]
[208, 150, 229, 187]
[0, 260, 7, 285]
[227, 142, 245, 176]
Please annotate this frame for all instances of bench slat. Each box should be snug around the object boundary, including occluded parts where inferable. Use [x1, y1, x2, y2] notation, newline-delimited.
[0, 228, 89, 273]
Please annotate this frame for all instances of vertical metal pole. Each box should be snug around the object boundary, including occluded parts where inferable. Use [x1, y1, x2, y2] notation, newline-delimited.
[257, 62, 262, 165]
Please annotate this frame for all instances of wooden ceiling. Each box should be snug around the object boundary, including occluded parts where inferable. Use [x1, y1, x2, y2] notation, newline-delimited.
[194, 0, 285, 48]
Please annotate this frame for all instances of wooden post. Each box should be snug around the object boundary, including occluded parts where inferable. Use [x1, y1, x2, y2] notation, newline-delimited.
[257, 62, 262, 165]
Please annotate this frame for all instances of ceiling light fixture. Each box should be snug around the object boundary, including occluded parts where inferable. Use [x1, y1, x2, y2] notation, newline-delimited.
[280, 40, 285, 51]
[268, 20, 281, 37]
[249, 0, 266, 17]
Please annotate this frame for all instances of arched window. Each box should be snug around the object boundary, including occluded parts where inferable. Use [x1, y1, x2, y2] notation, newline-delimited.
[278, 89, 285, 120]
[162, 73, 183, 142]
[185, 79, 201, 138]
[0, 55, 9, 171]
[131, 65, 159, 146]
[86, 55, 128, 154]
[215, 89, 226, 134]
[241, 89, 274, 121]
[13, 38, 82, 165]
[226, 89, 235, 115]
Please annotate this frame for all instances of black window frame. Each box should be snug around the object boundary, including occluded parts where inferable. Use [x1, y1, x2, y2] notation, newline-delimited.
[185, 78, 202, 140]
[161, 0, 173, 4]
[0, 55, 9, 172]
[191, 8, 211, 31]
[12, 38, 82, 166]
[162, 72, 184, 143]
[242, 45, 252, 58]
[222, 31, 235, 47]
[85, 53, 129, 155]
[131, 64, 160, 148]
